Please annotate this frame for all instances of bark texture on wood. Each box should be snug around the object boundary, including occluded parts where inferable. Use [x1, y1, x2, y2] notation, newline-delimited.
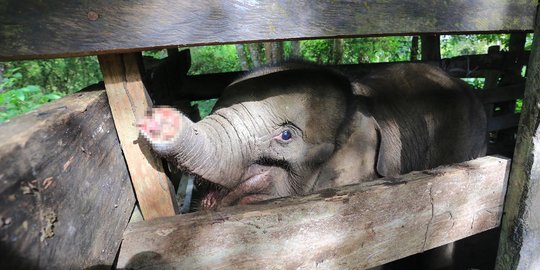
[263, 42, 284, 64]
[291, 40, 302, 59]
[496, 16, 540, 270]
[118, 156, 510, 270]
[247, 43, 263, 68]
[99, 53, 177, 220]
[235, 44, 249, 70]
[0, 0, 535, 60]
[332, 39, 344, 64]
[0, 89, 135, 269]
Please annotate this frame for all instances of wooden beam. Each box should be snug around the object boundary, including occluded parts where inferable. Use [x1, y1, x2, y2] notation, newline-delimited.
[0, 89, 135, 269]
[487, 114, 521, 132]
[476, 84, 525, 105]
[421, 34, 441, 62]
[0, 0, 535, 60]
[98, 53, 177, 220]
[496, 13, 540, 270]
[118, 156, 510, 269]
[142, 51, 530, 102]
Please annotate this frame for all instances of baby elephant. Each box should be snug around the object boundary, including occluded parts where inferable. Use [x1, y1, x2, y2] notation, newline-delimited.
[138, 63, 487, 209]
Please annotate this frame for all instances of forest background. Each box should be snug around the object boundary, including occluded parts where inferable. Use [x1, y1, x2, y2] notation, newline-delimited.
[0, 34, 533, 122]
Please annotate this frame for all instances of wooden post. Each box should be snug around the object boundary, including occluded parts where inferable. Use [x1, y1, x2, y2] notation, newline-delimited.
[0, 89, 136, 269]
[98, 53, 177, 220]
[495, 18, 540, 270]
[410, 36, 419, 61]
[421, 34, 441, 62]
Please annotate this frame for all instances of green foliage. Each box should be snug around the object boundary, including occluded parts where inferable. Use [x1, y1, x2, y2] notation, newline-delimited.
[0, 33, 528, 122]
[0, 67, 64, 122]
[524, 33, 534, 51]
[0, 57, 101, 122]
[2, 57, 101, 94]
[515, 99, 523, 113]
[188, 45, 242, 75]
[441, 34, 510, 58]
[192, 99, 218, 119]
[298, 37, 412, 64]
[461, 78, 485, 89]
[143, 50, 168, 60]
[300, 39, 334, 63]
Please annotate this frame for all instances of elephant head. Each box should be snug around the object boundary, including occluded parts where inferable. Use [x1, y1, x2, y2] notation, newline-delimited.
[139, 65, 362, 208]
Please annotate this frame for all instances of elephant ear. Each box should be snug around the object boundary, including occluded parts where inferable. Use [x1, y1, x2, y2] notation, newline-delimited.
[374, 118, 403, 177]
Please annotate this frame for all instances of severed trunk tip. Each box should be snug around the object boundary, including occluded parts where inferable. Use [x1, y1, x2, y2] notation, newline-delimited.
[137, 106, 185, 155]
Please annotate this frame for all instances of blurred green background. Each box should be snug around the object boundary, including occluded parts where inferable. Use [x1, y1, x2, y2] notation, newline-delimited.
[0, 34, 533, 122]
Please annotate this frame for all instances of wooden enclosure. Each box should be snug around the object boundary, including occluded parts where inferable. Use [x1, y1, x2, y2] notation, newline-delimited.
[1, 1, 539, 269]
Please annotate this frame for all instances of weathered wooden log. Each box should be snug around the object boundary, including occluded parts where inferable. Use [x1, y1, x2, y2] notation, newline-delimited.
[118, 156, 510, 270]
[0, 89, 136, 269]
[496, 13, 540, 270]
[0, 0, 535, 61]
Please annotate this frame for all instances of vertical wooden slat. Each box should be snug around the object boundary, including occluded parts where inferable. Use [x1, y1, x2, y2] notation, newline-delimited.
[98, 53, 177, 220]
[410, 36, 419, 61]
[495, 15, 540, 270]
[421, 34, 441, 62]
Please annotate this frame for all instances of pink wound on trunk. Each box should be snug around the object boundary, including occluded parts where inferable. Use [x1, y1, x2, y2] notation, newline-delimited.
[138, 107, 182, 142]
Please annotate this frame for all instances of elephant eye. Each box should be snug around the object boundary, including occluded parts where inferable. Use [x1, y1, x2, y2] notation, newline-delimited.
[281, 130, 292, 141]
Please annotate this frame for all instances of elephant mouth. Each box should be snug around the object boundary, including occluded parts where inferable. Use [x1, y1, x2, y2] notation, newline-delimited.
[199, 165, 282, 209]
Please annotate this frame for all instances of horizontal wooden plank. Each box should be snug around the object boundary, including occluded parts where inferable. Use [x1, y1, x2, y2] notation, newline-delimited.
[488, 113, 521, 131]
[477, 84, 525, 104]
[144, 51, 530, 102]
[117, 156, 510, 269]
[0, 0, 535, 60]
[0, 89, 136, 269]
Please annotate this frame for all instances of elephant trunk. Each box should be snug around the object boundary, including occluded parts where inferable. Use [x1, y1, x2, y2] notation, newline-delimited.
[138, 107, 250, 189]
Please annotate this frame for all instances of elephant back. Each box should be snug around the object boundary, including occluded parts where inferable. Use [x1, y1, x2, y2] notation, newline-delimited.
[355, 63, 487, 177]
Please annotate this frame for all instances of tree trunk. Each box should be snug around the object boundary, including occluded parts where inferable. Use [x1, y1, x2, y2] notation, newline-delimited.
[291, 41, 301, 59]
[264, 42, 284, 64]
[410, 36, 419, 61]
[332, 39, 344, 64]
[0, 63, 4, 86]
[235, 44, 250, 70]
[247, 43, 263, 68]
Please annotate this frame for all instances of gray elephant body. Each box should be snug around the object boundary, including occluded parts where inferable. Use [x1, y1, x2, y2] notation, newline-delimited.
[140, 62, 486, 208]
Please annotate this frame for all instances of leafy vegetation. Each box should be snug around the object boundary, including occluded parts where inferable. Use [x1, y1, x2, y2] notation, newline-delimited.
[0, 67, 64, 122]
[0, 57, 102, 122]
[0, 34, 533, 121]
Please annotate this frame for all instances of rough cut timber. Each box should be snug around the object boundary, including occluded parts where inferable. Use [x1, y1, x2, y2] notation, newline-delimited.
[0, 0, 535, 60]
[118, 156, 510, 270]
[99, 53, 177, 220]
[496, 12, 540, 270]
[0, 89, 136, 269]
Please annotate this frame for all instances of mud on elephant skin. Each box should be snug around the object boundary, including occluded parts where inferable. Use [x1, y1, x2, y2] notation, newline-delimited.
[138, 62, 487, 210]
